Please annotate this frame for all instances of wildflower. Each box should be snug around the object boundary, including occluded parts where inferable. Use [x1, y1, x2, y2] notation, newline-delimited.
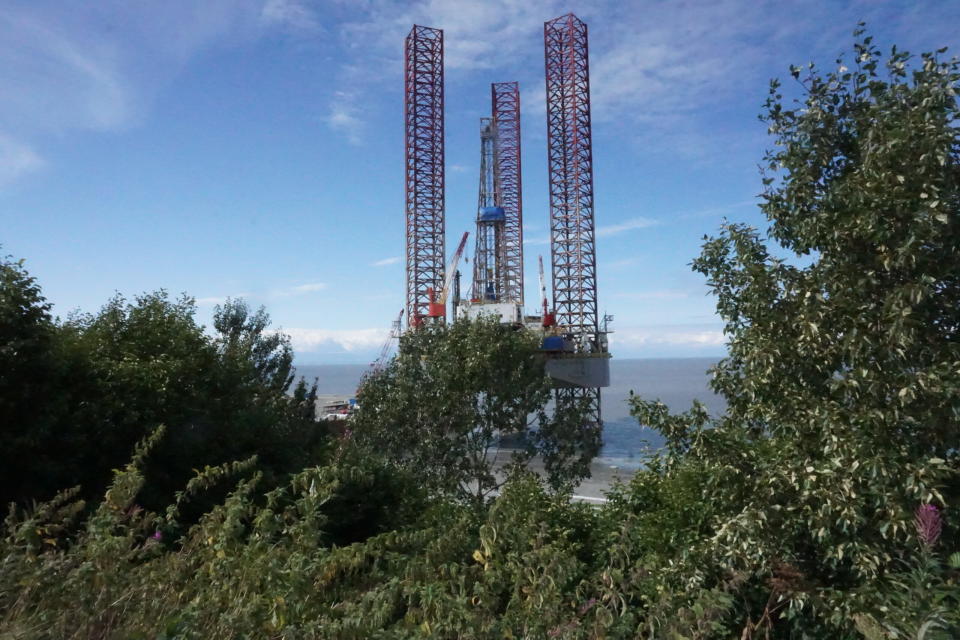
[914, 504, 941, 549]
[151, 530, 163, 542]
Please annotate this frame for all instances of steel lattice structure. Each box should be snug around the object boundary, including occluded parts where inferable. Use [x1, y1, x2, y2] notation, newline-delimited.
[472, 118, 505, 300]
[556, 386, 602, 430]
[405, 25, 445, 325]
[545, 13, 601, 422]
[491, 81, 523, 305]
[544, 13, 597, 337]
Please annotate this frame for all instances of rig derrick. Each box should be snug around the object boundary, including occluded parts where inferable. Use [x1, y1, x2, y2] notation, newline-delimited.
[404, 25, 445, 327]
[400, 14, 610, 426]
[542, 12, 609, 424]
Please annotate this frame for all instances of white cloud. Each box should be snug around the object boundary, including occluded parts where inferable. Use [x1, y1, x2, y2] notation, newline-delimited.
[340, 0, 573, 73]
[449, 164, 468, 173]
[677, 200, 755, 221]
[267, 282, 328, 297]
[333, 0, 959, 162]
[0, 1, 323, 187]
[195, 292, 252, 305]
[371, 256, 400, 267]
[605, 257, 639, 269]
[260, 0, 320, 31]
[596, 217, 659, 238]
[523, 235, 549, 246]
[0, 134, 43, 186]
[0, 6, 132, 136]
[295, 282, 326, 292]
[283, 327, 389, 353]
[612, 290, 689, 301]
[280, 282, 327, 295]
[325, 90, 365, 144]
[196, 296, 228, 305]
[199, 284, 326, 303]
[611, 325, 725, 349]
[283, 323, 724, 357]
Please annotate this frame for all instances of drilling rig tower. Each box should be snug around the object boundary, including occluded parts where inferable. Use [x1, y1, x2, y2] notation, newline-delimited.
[542, 13, 610, 424]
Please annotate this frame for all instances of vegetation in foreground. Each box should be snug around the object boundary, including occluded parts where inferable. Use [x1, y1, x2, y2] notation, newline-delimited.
[1, 31, 959, 638]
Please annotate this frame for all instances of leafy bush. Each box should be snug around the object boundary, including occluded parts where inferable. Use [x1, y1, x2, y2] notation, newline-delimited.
[2, 28, 958, 640]
[616, 28, 960, 637]
[352, 316, 599, 504]
[0, 260, 323, 510]
[0, 433, 596, 639]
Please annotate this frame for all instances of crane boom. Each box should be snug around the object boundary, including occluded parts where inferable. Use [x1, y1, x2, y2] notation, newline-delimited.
[438, 231, 469, 305]
[359, 308, 406, 392]
[538, 254, 556, 327]
[375, 309, 404, 365]
[538, 255, 547, 315]
[425, 231, 469, 321]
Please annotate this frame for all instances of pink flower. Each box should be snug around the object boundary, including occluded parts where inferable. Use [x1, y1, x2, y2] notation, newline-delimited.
[915, 504, 941, 549]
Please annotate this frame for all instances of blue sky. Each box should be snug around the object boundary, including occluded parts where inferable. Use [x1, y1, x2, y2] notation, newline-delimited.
[1, 0, 958, 364]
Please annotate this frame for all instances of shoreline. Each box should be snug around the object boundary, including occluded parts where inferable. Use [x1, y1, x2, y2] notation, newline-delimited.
[316, 394, 642, 501]
[496, 454, 639, 502]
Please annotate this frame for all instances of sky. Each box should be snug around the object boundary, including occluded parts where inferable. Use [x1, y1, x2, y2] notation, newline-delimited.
[2, 0, 959, 364]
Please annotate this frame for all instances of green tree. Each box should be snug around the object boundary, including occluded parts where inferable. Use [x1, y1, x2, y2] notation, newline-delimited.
[612, 30, 960, 636]
[0, 255, 67, 504]
[0, 275, 323, 509]
[212, 298, 295, 395]
[91, 294, 323, 510]
[352, 317, 598, 504]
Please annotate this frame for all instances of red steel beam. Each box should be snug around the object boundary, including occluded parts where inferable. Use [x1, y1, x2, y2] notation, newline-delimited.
[491, 81, 523, 305]
[405, 25, 445, 326]
[545, 13, 601, 424]
[544, 13, 597, 337]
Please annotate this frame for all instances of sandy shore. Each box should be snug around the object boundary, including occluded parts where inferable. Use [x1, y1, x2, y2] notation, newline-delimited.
[572, 460, 637, 502]
[496, 455, 638, 503]
[313, 396, 639, 502]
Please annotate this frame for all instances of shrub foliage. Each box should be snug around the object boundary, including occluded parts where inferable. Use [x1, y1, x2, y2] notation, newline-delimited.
[2, 31, 959, 639]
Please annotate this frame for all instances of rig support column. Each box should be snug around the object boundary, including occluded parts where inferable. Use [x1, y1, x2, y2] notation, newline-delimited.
[404, 25, 445, 326]
[491, 81, 523, 305]
[545, 13, 603, 425]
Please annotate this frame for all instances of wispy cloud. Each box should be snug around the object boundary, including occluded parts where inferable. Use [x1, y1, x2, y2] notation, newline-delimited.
[283, 327, 388, 353]
[449, 164, 469, 173]
[0, 1, 323, 188]
[677, 200, 756, 221]
[339, 0, 571, 73]
[196, 296, 228, 305]
[612, 290, 689, 301]
[260, 0, 321, 32]
[325, 90, 365, 144]
[521, 222, 657, 244]
[596, 216, 658, 238]
[0, 6, 132, 139]
[611, 325, 725, 349]
[0, 135, 43, 186]
[605, 257, 640, 270]
[198, 283, 326, 303]
[277, 282, 327, 296]
[371, 256, 400, 267]
[333, 0, 958, 162]
[195, 292, 252, 306]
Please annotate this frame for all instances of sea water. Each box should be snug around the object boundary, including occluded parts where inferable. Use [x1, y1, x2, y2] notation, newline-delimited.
[294, 357, 725, 470]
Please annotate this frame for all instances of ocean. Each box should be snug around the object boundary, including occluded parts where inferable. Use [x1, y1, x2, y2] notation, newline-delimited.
[294, 357, 725, 470]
